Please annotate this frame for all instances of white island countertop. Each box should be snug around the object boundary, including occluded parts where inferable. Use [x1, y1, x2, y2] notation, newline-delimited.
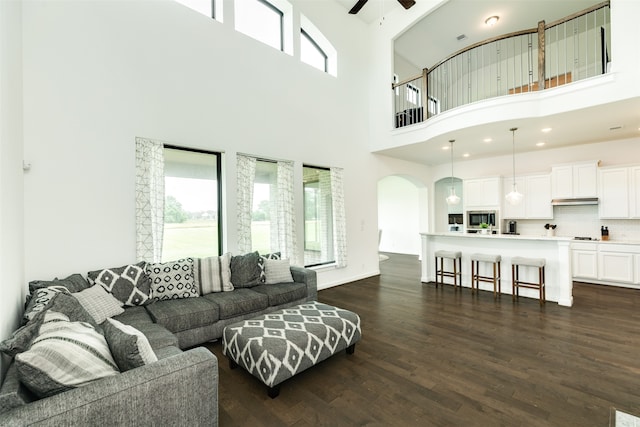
[420, 232, 573, 307]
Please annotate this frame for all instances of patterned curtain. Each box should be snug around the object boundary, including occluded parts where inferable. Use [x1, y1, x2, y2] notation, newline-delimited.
[135, 137, 165, 263]
[236, 154, 256, 254]
[276, 161, 298, 265]
[330, 167, 347, 268]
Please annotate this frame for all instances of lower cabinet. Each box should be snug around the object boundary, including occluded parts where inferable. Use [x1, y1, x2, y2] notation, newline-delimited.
[572, 243, 640, 287]
[572, 249, 598, 280]
[598, 251, 634, 284]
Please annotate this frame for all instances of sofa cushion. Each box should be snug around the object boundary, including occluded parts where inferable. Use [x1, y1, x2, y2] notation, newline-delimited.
[146, 258, 199, 301]
[103, 318, 158, 372]
[112, 305, 154, 329]
[194, 253, 234, 294]
[131, 323, 179, 351]
[14, 311, 119, 398]
[251, 282, 307, 306]
[28, 273, 90, 294]
[263, 259, 294, 284]
[0, 360, 36, 413]
[145, 297, 220, 333]
[258, 252, 281, 283]
[230, 251, 261, 288]
[87, 262, 152, 307]
[72, 285, 125, 324]
[204, 288, 268, 320]
[154, 345, 183, 360]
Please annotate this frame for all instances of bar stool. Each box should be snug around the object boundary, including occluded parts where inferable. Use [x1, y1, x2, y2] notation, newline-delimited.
[434, 250, 462, 289]
[470, 253, 501, 299]
[511, 257, 546, 305]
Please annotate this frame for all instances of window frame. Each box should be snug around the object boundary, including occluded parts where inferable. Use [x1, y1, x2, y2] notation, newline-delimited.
[303, 164, 335, 268]
[235, 0, 285, 52]
[163, 144, 223, 257]
[301, 28, 328, 72]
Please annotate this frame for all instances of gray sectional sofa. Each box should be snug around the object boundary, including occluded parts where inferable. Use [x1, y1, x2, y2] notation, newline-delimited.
[0, 264, 317, 426]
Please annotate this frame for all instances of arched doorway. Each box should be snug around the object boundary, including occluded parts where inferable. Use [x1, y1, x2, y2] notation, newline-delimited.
[434, 176, 463, 233]
[377, 175, 428, 256]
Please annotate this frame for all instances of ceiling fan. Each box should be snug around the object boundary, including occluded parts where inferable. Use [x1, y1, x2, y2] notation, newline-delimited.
[349, 0, 416, 15]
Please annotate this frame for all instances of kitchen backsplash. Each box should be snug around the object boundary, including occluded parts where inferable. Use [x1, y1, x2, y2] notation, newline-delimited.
[509, 205, 640, 241]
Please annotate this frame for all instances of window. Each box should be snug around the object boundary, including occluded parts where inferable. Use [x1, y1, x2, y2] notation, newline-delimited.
[303, 166, 334, 267]
[393, 73, 400, 96]
[301, 29, 327, 72]
[406, 83, 420, 105]
[175, 0, 222, 22]
[234, 0, 283, 51]
[251, 160, 277, 253]
[162, 147, 222, 261]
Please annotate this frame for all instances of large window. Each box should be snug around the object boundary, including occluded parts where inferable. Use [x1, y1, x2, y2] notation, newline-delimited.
[175, 0, 222, 22]
[234, 0, 283, 51]
[251, 160, 277, 253]
[162, 147, 222, 261]
[303, 166, 334, 267]
[301, 29, 327, 72]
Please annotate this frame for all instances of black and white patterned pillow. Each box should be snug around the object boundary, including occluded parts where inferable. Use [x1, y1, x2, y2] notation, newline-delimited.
[15, 311, 119, 398]
[258, 252, 281, 283]
[87, 262, 152, 307]
[23, 285, 70, 322]
[146, 258, 198, 301]
[72, 285, 125, 324]
[193, 253, 234, 295]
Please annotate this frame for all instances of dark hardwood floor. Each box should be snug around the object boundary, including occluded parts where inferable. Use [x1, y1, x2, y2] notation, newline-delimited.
[205, 253, 640, 426]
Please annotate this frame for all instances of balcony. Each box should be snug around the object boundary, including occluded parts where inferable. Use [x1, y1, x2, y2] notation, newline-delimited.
[392, 1, 611, 129]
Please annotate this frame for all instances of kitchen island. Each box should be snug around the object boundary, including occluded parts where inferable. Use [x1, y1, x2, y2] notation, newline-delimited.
[420, 232, 573, 306]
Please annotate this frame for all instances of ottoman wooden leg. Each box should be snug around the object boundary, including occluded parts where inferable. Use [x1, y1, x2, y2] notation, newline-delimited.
[268, 385, 280, 399]
[228, 358, 238, 369]
[346, 343, 356, 354]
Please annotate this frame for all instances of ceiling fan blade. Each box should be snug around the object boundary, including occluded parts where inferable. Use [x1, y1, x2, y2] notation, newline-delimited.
[397, 0, 416, 9]
[349, 0, 368, 14]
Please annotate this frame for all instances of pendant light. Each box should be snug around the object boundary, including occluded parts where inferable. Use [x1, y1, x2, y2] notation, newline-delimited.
[505, 127, 524, 205]
[446, 139, 461, 205]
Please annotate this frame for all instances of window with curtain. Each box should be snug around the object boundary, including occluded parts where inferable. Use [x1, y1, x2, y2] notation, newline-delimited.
[162, 147, 222, 261]
[303, 165, 345, 267]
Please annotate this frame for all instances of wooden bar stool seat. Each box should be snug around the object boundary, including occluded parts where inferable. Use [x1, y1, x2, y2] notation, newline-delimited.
[434, 250, 462, 289]
[470, 253, 501, 299]
[511, 257, 546, 305]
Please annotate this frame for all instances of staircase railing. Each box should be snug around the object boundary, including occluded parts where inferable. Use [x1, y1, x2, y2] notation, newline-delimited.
[392, 1, 610, 128]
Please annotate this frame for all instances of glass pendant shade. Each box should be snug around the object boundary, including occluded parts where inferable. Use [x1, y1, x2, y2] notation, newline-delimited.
[445, 139, 460, 205]
[505, 128, 523, 205]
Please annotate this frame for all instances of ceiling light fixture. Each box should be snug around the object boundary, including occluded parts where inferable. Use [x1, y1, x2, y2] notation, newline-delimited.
[505, 128, 523, 205]
[483, 138, 493, 143]
[485, 16, 499, 26]
[446, 139, 461, 206]
[541, 127, 552, 133]
[536, 142, 546, 147]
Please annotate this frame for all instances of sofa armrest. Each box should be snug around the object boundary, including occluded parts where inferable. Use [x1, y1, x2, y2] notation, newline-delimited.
[290, 266, 318, 301]
[0, 347, 218, 427]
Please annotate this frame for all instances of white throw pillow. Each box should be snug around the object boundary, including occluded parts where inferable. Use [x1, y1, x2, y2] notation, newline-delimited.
[193, 253, 234, 294]
[73, 285, 125, 324]
[264, 258, 294, 284]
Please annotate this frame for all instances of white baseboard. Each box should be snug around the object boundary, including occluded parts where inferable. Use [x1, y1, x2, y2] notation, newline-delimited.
[317, 270, 380, 291]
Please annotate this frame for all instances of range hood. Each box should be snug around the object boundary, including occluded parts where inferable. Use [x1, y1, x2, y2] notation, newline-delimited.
[551, 197, 599, 206]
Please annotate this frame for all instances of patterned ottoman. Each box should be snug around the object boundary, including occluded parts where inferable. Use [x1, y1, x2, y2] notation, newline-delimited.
[222, 301, 361, 398]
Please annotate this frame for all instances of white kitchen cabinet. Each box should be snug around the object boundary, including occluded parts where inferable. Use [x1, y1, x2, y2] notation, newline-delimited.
[551, 161, 599, 199]
[463, 177, 501, 208]
[630, 166, 640, 218]
[572, 242, 598, 280]
[635, 254, 640, 284]
[502, 174, 552, 219]
[598, 167, 629, 219]
[598, 251, 634, 284]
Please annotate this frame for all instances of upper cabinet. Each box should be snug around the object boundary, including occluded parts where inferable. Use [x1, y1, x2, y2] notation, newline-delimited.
[463, 177, 501, 208]
[503, 174, 553, 219]
[599, 165, 640, 219]
[551, 161, 599, 199]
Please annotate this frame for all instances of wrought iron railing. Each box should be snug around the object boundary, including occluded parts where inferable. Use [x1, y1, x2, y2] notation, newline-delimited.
[392, 1, 610, 128]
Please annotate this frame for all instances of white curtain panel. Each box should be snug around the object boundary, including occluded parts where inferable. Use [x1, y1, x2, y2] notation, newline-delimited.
[276, 160, 298, 265]
[135, 137, 165, 263]
[236, 154, 256, 254]
[330, 167, 347, 268]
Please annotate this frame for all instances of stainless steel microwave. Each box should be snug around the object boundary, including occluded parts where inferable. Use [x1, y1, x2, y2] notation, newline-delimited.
[467, 210, 497, 229]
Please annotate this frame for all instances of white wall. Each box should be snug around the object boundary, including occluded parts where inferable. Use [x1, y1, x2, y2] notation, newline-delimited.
[20, 0, 379, 290]
[0, 0, 25, 380]
[377, 176, 422, 255]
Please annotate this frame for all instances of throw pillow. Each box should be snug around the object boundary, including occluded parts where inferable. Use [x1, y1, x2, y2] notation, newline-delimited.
[102, 318, 158, 372]
[28, 273, 90, 294]
[193, 253, 234, 295]
[72, 285, 125, 324]
[264, 258, 294, 284]
[87, 262, 152, 307]
[258, 252, 281, 283]
[23, 285, 70, 322]
[146, 258, 198, 301]
[15, 311, 119, 398]
[230, 251, 261, 288]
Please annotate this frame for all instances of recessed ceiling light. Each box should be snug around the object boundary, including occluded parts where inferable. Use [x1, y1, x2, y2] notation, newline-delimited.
[485, 16, 499, 26]
[463, 153, 470, 157]
[483, 138, 492, 143]
[536, 142, 546, 147]
[541, 127, 552, 133]
[442, 145, 450, 150]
